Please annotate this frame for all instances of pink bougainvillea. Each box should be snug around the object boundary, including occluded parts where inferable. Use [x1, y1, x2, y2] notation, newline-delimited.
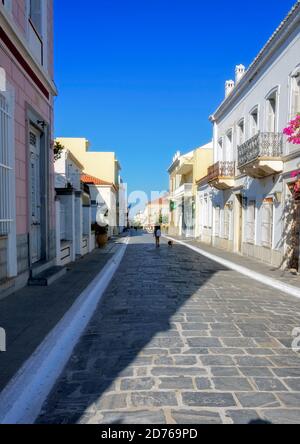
[284, 115, 300, 144]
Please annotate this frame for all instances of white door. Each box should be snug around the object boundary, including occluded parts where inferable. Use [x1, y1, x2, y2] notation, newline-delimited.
[30, 127, 42, 264]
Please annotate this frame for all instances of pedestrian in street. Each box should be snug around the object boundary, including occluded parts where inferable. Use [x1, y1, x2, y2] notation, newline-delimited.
[154, 225, 161, 248]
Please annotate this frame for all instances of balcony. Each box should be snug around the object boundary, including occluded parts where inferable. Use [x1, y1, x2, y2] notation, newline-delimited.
[173, 183, 193, 199]
[207, 161, 235, 190]
[238, 132, 283, 178]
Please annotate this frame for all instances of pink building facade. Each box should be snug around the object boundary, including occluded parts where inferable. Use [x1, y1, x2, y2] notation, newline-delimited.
[0, 0, 57, 297]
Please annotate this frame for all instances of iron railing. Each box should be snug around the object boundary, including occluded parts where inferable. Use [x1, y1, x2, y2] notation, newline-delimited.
[238, 132, 283, 168]
[207, 161, 235, 182]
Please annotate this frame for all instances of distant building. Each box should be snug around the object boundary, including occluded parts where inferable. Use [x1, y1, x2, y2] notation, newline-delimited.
[168, 142, 213, 237]
[56, 138, 126, 235]
[143, 196, 169, 228]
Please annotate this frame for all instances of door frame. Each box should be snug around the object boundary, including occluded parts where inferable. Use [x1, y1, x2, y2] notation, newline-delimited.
[26, 105, 50, 269]
[234, 193, 243, 253]
[29, 124, 42, 264]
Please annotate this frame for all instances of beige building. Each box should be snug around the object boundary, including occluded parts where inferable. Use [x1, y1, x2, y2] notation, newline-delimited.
[168, 142, 213, 237]
[56, 138, 124, 234]
[143, 196, 169, 229]
[56, 138, 121, 187]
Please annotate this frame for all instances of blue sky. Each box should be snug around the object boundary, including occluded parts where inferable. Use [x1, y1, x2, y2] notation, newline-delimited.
[54, 0, 296, 197]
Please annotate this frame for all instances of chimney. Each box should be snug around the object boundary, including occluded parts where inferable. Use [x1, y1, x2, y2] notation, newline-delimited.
[235, 64, 246, 84]
[225, 80, 235, 98]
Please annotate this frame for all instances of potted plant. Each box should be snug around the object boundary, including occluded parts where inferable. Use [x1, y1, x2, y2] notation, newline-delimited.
[92, 223, 109, 248]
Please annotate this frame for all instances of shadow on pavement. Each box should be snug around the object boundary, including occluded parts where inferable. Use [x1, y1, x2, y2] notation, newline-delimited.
[35, 232, 256, 425]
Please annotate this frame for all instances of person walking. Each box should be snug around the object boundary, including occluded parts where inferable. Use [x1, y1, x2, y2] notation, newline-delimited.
[154, 225, 161, 248]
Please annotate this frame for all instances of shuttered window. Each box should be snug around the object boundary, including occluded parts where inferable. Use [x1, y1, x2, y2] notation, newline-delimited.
[291, 74, 300, 118]
[266, 95, 277, 132]
[0, 92, 12, 236]
[246, 200, 256, 244]
[262, 201, 273, 248]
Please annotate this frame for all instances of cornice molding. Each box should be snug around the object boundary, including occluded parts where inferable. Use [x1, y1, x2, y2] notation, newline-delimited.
[0, 5, 57, 98]
[211, 2, 300, 121]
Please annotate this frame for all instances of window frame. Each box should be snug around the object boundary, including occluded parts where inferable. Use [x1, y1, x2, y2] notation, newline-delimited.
[249, 105, 259, 138]
[237, 118, 245, 146]
[246, 200, 256, 244]
[265, 87, 279, 133]
[290, 67, 300, 119]
[261, 200, 274, 249]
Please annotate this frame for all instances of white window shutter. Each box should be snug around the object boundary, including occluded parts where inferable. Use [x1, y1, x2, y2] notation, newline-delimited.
[292, 76, 300, 118]
[262, 203, 273, 248]
[0, 93, 12, 236]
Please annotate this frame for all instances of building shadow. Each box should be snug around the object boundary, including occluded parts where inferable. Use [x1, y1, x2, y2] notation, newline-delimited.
[36, 232, 229, 424]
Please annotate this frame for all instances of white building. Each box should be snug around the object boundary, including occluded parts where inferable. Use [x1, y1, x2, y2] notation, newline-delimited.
[168, 151, 194, 237]
[55, 150, 94, 266]
[81, 174, 119, 239]
[207, 1, 300, 270]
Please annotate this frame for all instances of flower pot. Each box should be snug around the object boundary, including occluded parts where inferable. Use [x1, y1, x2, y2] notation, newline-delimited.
[96, 233, 108, 248]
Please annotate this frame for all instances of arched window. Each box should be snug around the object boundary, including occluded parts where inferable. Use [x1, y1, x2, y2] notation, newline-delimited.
[291, 68, 300, 118]
[265, 88, 278, 132]
[225, 130, 233, 162]
[249, 106, 259, 137]
[237, 118, 245, 146]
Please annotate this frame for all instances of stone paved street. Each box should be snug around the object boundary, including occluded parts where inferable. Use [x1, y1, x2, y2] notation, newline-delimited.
[36, 233, 300, 424]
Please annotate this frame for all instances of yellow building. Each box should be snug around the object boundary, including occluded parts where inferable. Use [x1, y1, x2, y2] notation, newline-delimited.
[56, 138, 124, 234]
[168, 142, 213, 237]
[56, 138, 121, 188]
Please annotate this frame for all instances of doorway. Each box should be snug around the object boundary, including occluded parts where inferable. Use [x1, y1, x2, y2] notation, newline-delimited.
[236, 194, 243, 253]
[29, 126, 42, 264]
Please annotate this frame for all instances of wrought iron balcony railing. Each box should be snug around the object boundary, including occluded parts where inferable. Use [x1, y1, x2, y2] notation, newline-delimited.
[207, 161, 235, 181]
[238, 132, 283, 168]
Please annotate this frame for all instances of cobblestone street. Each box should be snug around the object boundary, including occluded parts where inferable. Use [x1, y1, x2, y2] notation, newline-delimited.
[36, 233, 300, 424]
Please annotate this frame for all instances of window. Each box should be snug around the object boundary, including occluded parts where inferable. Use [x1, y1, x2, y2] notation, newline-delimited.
[266, 90, 277, 132]
[291, 72, 300, 119]
[246, 200, 256, 244]
[250, 107, 259, 137]
[237, 119, 245, 146]
[225, 130, 233, 162]
[0, 92, 12, 236]
[218, 138, 223, 161]
[28, 0, 44, 65]
[29, 0, 42, 37]
[261, 200, 274, 248]
[1, 0, 12, 11]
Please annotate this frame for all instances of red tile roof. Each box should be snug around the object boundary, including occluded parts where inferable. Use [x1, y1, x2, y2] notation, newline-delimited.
[81, 174, 114, 187]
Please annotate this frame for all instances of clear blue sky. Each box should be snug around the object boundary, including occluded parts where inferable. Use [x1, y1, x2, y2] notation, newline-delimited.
[54, 0, 296, 196]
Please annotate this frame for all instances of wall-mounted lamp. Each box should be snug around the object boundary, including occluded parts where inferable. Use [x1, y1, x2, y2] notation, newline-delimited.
[37, 120, 46, 129]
